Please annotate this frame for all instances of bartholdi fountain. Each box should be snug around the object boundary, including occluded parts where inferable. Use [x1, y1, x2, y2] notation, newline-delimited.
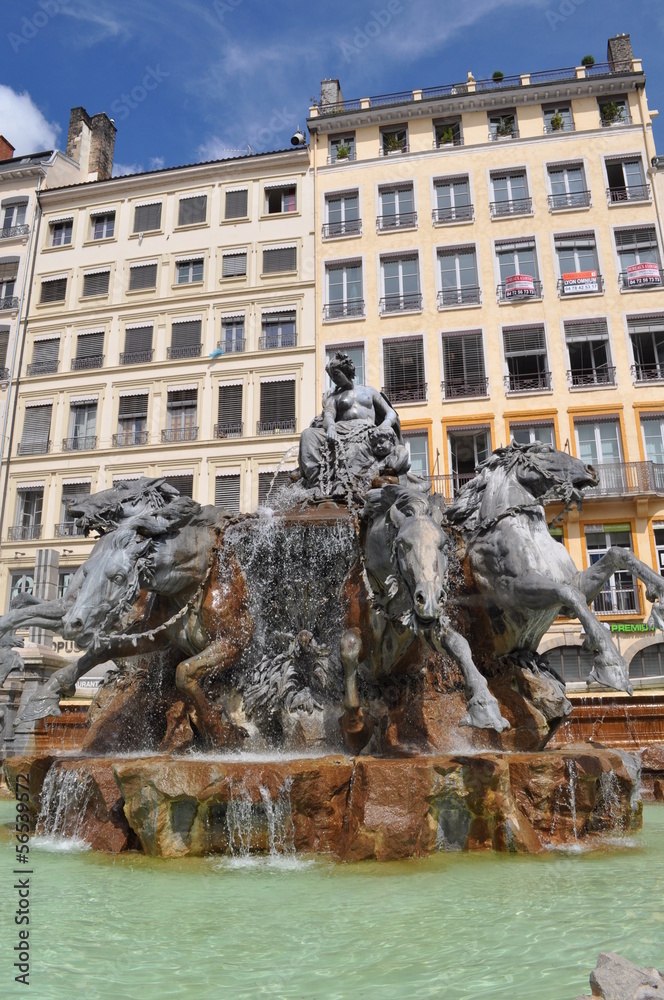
[2, 352, 658, 858]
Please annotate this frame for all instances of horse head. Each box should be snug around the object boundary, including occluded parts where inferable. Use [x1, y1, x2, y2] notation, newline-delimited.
[506, 442, 598, 500]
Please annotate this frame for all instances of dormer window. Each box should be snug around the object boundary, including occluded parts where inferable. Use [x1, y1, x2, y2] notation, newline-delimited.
[489, 111, 518, 141]
[329, 134, 356, 162]
[380, 126, 408, 155]
[543, 104, 574, 133]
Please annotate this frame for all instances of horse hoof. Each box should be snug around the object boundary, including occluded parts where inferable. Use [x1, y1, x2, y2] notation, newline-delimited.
[16, 697, 62, 724]
[340, 709, 374, 753]
[460, 699, 511, 733]
[588, 667, 633, 696]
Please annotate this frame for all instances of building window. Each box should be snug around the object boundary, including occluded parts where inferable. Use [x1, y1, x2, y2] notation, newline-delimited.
[225, 189, 248, 220]
[73, 331, 104, 370]
[575, 419, 623, 492]
[216, 384, 243, 438]
[219, 316, 245, 354]
[441, 330, 487, 398]
[564, 319, 614, 388]
[121, 325, 153, 365]
[503, 324, 550, 393]
[402, 431, 430, 475]
[641, 416, 664, 463]
[161, 475, 194, 498]
[324, 261, 363, 319]
[2, 200, 27, 232]
[599, 97, 630, 127]
[58, 483, 90, 537]
[11, 487, 43, 541]
[0, 326, 8, 374]
[543, 103, 574, 133]
[434, 117, 462, 147]
[260, 311, 296, 350]
[448, 428, 490, 492]
[380, 254, 421, 313]
[91, 212, 115, 240]
[488, 110, 518, 141]
[615, 227, 662, 290]
[221, 251, 247, 278]
[176, 258, 204, 284]
[438, 246, 480, 307]
[630, 645, 664, 679]
[19, 404, 51, 455]
[495, 238, 541, 300]
[585, 525, 637, 614]
[510, 422, 555, 446]
[433, 176, 472, 224]
[325, 344, 365, 388]
[128, 262, 157, 291]
[629, 315, 664, 383]
[324, 191, 360, 238]
[65, 401, 97, 451]
[328, 134, 356, 162]
[215, 474, 241, 511]
[258, 471, 292, 506]
[265, 186, 296, 214]
[133, 202, 162, 233]
[377, 185, 416, 230]
[544, 646, 595, 683]
[57, 567, 80, 598]
[169, 319, 202, 359]
[8, 572, 34, 606]
[262, 245, 297, 274]
[40, 277, 66, 304]
[555, 233, 602, 295]
[605, 157, 649, 204]
[0, 257, 17, 306]
[490, 171, 531, 217]
[178, 195, 207, 226]
[655, 525, 664, 576]
[258, 380, 296, 434]
[49, 219, 72, 247]
[547, 163, 590, 210]
[82, 270, 110, 298]
[115, 394, 148, 447]
[165, 388, 198, 443]
[382, 336, 427, 403]
[380, 125, 408, 155]
[27, 337, 59, 376]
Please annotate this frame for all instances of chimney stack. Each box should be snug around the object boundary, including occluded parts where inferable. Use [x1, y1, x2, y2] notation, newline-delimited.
[320, 79, 343, 109]
[66, 106, 116, 181]
[607, 33, 633, 72]
[0, 136, 15, 161]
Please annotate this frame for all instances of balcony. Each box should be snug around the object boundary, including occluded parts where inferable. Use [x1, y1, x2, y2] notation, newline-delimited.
[504, 371, 552, 393]
[54, 522, 85, 538]
[547, 191, 592, 211]
[379, 293, 423, 315]
[26, 360, 58, 376]
[321, 220, 362, 238]
[0, 367, 8, 381]
[433, 135, 464, 149]
[426, 473, 476, 501]
[167, 344, 202, 360]
[259, 332, 297, 350]
[0, 225, 29, 240]
[216, 339, 245, 354]
[620, 270, 662, 291]
[489, 129, 520, 141]
[376, 212, 418, 231]
[567, 367, 616, 389]
[214, 422, 243, 438]
[161, 426, 198, 443]
[327, 151, 357, 164]
[17, 439, 49, 455]
[71, 355, 103, 371]
[583, 461, 664, 498]
[323, 299, 365, 321]
[112, 431, 148, 447]
[257, 419, 296, 435]
[437, 287, 481, 308]
[120, 349, 154, 365]
[557, 274, 605, 296]
[543, 122, 576, 134]
[0, 296, 19, 311]
[8, 524, 42, 541]
[432, 205, 474, 224]
[489, 197, 532, 218]
[631, 362, 664, 384]
[381, 382, 427, 404]
[379, 143, 410, 156]
[591, 587, 639, 616]
[62, 435, 97, 452]
[497, 279, 543, 301]
[600, 113, 633, 127]
[441, 376, 489, 399]
[607, 184, 651, 204]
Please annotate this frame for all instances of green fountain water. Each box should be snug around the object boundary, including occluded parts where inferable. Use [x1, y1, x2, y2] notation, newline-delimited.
[1, 799, 662, 1000]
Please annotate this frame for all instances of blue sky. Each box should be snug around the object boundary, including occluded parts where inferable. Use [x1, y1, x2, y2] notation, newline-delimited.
[2, 0, 663, 173]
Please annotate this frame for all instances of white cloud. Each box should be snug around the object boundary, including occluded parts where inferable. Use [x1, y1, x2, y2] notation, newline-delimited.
[149, 156, 166, 170]
[60, 1, 131, 47]
[0, 86, 59, 156]
[112, 162, 142, 177]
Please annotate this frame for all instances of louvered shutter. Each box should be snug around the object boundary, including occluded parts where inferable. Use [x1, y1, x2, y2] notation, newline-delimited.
[133, 203, 162, 232]
[259, 381, 295, 424]
[217, 384, 242, 434]
[171, 320, 201, 349]
[627, 314, 664, 335]
[0, 258, 19, 282]
[31, 338, 59, 372]
[258, 471, 291, 506]
[178, 195, 207, 226]
[382, 337, 425, 395]
[76, 332, 104, 359]
[61, 481, 91, 521]
[168, 388, 197, 408]
[20, 404, 51, 454]
[442, 331, 485, 382]
[222, 252, 247, 277]
[0, 327, 8, 368]
[262, 246, 296, 273]
[215, 474, 241, 511]
[564, 319, 609, 343]
[129, 263, 157, 290]
[161, 474, 193, 498]
[83, 271, 110, 296]
[225, 189, 248, 219]
[119, 394, 148, 417]
[124, 326, 153, 353]
[40, 278, 66, 303]
[554, 235, 597, 251]
[503, 325, 546, 357]
[615, 227, 658, 251]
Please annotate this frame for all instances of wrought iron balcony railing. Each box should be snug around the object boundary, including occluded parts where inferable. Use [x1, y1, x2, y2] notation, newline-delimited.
[323, 299, 365, 320]
[161, 426, 198, 443]
[583, 461, 664, 498]
[437, 287, 481, 307]
[120, 349, 154, 365]
[217, 339, 246, 354]
[557, 274, 604, 296]
[0, 225, 29, 240]
[489, 197, 532, 218]
[62, 435, 97, 452]
[259, 332, 297, 350]
[433, 135, 464, 148]
[214, 422, 243, 438]
[167, 344, 202, 360]
[379, 293, 423, 314]
[71, 355, 103, 370]
[8, 524, 42, 541]
[321, 219, 362, 238]
[497, 279, 543, 301]
[504, 371, 552, 393]
[425, 473, 476, 501]
[257, 419, 296, 435]
[26, 360, 58, 376]
[376, 211, 418, 231]
[547, 190, 592, 210]
[112, 431, 148, 447]
[567, 366, 616, 388]
[17, 439, 49, 455]
[591, 587, 639, 616]
[0, 367, 8, 381]
[631, 362, 664, 383]
[327, 151, 357, 164]
[607, 184, 651, 203]
[441, 376, 489, 399]
[489, 129, 520, 141]
[432, 204, 474, 224]
[543, 122, 576, 134]
[0, 296, 19, 311]
[379, 142, 410, 156]
[600, 113, 633, 127]
[619, 270, 662, 291]
[54, 522, 85, 538]
[381, 382, 427, 403]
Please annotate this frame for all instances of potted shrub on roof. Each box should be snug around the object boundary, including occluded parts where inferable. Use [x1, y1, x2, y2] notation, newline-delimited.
[384, 132, 405, 154]
[581, 54, 595, 67]
[492, 70, 504, 82]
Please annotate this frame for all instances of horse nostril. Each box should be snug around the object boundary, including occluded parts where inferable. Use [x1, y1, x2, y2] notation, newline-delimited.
[68, 617, 84, 632]
[415, 590, 426, 606]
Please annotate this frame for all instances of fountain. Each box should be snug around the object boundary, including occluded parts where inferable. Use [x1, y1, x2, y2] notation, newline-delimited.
[3, 351, 660, 858]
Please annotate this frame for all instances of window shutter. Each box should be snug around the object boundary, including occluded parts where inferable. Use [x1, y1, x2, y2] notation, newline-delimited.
[627, 314, 664, 335]
[564, 319, 609, 343]
[133, 203, 162, 232]
[168, 388, 197, 408]
[382, 337, 425, 390]
[32, 338, 59, 364]
[76, 332, 104, 358]
[495, 238, 536, 253]
[118, 394, 148, 417]
[40, 278, 66, 303]
[217, 384, 243, 425]
[442, 331, 485, 381]
[554, 235, 597, 251]
[61, 481, 91, 516]
[2, 197, 28, 208]
[225, 189, 248, 219]
[171, 319, 201, 348]
[262, 246, 296, 273]
[161, 474, 193, 498]
[258, 471, 291, 505]
[259, 380, 295, 423]
[129, 263, 157, 290]
[503, 325, 546, 357]
[215, 474, 241, 511]
[83, 271, 110, 296]
[0, 327, 8, 368]
[178, 195, 207, 226]
[614, 227, 658, 251]
[20, 404, 52, 452]
[0, 257, 19, 282]
[124, 326, 153, 353]
[222, 252, 247, 277]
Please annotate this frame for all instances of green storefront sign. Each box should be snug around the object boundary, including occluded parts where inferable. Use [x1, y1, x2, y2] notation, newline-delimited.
[610, 622, 658, 633]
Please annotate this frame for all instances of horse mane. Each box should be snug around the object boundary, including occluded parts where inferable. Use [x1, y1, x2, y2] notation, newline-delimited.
[364, 482, 433, 522]
[68, 477, 205, 535]
[445, 442, 549, 525]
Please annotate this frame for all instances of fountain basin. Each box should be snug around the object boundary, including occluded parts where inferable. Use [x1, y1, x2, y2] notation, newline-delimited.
[4, 746, 641, 859]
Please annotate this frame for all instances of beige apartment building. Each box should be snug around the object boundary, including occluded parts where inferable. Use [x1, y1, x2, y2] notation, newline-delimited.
[0, 145, 315, 626]
[307, 35, 664, 684]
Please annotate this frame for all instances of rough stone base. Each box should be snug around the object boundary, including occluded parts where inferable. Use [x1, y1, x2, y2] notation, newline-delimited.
[575, 951, 664, 999]
[4, 746, 641, 860]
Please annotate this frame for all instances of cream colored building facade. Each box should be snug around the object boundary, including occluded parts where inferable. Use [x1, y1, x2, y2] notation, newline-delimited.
[0, 146, 315, 622]
[307, 36, 664, 685]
